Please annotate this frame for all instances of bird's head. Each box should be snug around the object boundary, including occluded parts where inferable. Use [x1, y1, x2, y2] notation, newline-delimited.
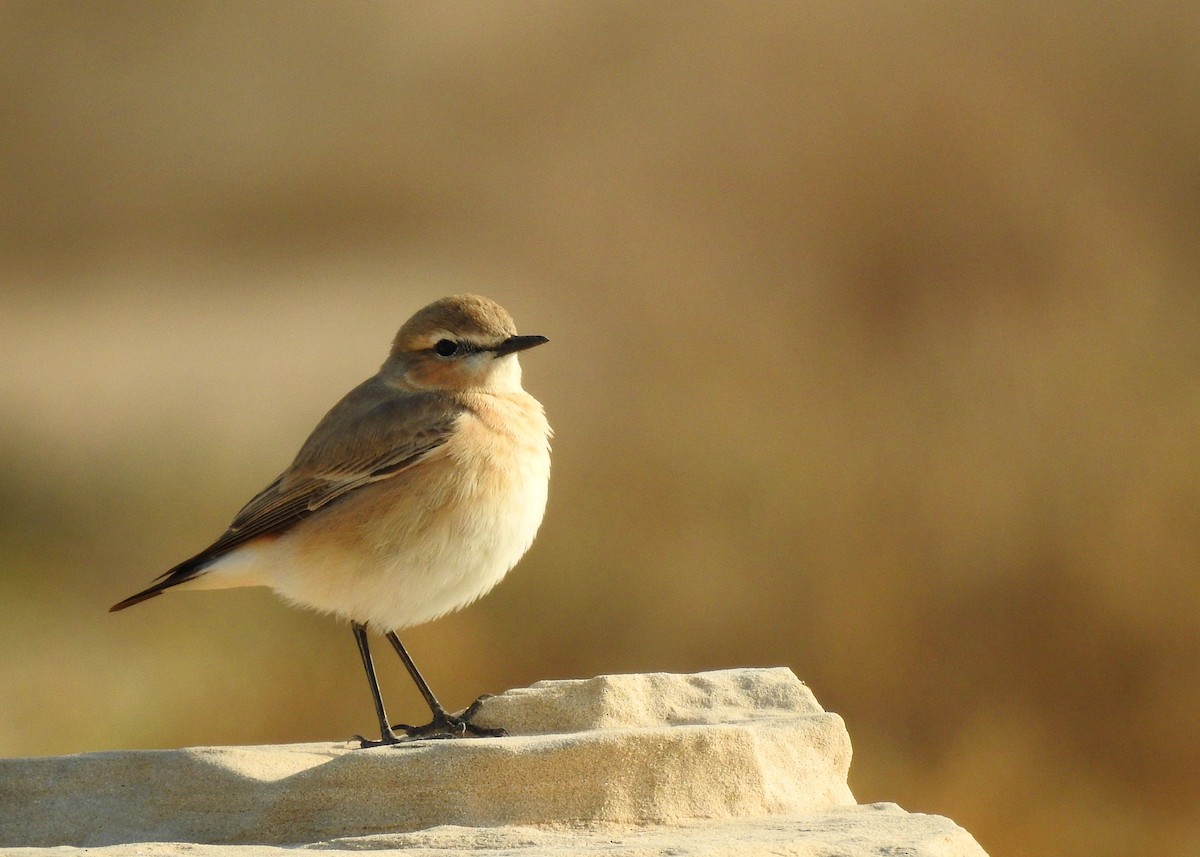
[384, 294, 547, 392]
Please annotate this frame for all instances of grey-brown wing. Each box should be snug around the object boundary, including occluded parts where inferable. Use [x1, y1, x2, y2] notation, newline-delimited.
[200, 385, 462, 562]
[110, 383, 463, 611]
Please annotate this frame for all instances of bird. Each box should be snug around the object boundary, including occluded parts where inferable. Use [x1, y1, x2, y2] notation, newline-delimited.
[110, 294, 552, 746]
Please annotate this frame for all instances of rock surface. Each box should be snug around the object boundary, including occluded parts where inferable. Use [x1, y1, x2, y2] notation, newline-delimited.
[0, 668, 987, 856]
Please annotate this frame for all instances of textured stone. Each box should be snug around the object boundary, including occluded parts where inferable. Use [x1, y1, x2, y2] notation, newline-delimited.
[0, 669, 987, 856]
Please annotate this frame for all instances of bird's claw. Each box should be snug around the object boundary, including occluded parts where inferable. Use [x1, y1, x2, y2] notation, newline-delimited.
[392, 695, 506, 741]
[356, 695, 505, 747]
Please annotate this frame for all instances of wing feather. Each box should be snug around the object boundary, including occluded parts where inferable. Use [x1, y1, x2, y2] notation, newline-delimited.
[201, 381, 462, 564]
[110, 378, 464, 610]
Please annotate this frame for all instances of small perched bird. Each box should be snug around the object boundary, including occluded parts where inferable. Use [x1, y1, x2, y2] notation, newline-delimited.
[111, 295, 551, 746]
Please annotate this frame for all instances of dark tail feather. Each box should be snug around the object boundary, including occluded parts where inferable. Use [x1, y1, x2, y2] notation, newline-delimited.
[109, 586, 169, 612]
[109, 556, 209, 613]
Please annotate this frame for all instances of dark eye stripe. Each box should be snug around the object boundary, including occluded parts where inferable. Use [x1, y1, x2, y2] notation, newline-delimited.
[433, 339, 488, 357]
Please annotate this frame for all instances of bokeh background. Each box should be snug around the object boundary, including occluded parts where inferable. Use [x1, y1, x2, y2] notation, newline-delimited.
[2, 3, 1198, 855]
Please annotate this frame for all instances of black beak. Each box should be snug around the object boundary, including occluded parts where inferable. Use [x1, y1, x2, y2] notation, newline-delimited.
[493, 334, 549, 357]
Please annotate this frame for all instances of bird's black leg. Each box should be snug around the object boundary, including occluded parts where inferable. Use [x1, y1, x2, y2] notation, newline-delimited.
[351, 622, 403, 747]
[384, 631, 506, 739]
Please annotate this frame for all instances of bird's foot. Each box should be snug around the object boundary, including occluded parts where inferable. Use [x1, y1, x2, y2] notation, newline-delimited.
[355, 735, 401, 748]
[354, 725, 407, 748]
[393, 695, 507, 741]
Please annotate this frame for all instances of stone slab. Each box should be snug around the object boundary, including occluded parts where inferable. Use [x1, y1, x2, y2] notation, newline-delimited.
[0, 669, 987, 856]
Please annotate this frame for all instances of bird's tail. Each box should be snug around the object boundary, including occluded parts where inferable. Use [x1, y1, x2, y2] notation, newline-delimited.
[109, 557, 209, 612]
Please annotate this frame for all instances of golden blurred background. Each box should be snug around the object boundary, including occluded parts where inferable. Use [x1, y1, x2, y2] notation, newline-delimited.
[2, 3, 1198, 855]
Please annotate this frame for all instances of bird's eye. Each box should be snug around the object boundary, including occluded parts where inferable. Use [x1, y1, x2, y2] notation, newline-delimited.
[434, 339, 460, 357]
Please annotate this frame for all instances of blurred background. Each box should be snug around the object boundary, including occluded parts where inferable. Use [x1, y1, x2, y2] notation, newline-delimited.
[1, 3, 1198, 855]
